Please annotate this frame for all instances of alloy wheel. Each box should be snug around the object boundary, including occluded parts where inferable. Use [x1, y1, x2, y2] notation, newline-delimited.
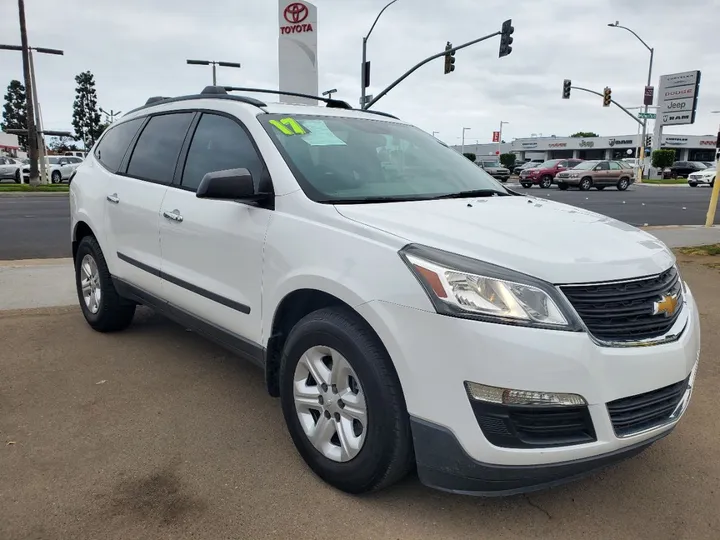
[80, 254, 102, 314]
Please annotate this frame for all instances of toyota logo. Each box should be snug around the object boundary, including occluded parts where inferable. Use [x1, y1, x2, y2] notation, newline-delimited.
[284, 2, 309, 24]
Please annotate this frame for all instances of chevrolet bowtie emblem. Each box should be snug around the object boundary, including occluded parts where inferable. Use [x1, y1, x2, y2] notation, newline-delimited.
[653, 293, 679, 318]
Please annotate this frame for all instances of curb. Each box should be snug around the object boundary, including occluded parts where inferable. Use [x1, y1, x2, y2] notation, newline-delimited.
[0, 257, 73, 268]
[641, 225, 720, 231]
[0, 191, 69, 197]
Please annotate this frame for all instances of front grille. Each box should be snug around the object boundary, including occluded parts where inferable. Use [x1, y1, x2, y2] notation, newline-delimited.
[560, 266, 683, 342]
[607, 376, 689, 437]
[471, 401, 596, 449]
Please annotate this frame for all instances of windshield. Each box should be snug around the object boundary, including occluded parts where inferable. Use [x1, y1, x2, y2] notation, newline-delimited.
[537, 159, 561, 168]
[481, 161, 500, 168]
[571, 161, 600, 170]
[261, 114, 507, 203]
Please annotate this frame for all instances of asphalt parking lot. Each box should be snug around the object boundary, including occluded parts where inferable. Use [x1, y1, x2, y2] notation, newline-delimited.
[1, 254, 719, 540]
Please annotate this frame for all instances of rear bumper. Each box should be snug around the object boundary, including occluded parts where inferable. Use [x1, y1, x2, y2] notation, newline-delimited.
[411, 416, 670, 496]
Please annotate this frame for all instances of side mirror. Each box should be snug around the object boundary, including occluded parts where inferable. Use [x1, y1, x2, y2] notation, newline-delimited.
[196, 168, 262, 201]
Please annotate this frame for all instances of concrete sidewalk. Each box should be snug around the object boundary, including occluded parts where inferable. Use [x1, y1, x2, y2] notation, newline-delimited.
[1, 225, 719, 311]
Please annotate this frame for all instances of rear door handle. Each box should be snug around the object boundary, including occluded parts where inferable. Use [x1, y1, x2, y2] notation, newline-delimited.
[106, 193, 119, 204]
[163, 209, 183, 223]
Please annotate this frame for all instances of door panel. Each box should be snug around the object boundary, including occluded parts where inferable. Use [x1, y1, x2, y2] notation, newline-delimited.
[159, 111, 272, 344]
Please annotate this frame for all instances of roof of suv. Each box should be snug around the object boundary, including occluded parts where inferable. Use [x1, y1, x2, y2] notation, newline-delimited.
[123, 86, 402, 123]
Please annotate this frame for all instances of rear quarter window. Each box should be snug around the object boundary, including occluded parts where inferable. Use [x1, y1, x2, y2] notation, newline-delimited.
[94, 118, 144, 173]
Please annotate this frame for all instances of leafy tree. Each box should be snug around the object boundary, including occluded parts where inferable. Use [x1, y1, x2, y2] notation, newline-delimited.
[48, 136, 79, 154]
[570, 132, 598, 138]
[1, 80, 28, 150]
[499, 153, 516, 168]
[72, 71, 102, 149]
[463, 152, 476, 162]
[652, 149, 675, 169]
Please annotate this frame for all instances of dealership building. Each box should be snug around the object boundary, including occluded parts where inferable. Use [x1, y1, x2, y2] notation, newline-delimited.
[453, 133, 718, 163]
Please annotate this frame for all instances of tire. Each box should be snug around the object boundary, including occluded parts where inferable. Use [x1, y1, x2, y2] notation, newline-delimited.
[521, 183, 532, 188]
[689, 182, 697, 188]
[500, 178, 508, 183]
[279, 307, 413, 494]
[557, 183, 568, 191]
[617, 177, 630, 191]
[579, 177, 592, 191]
[51, 170, 62, 184]
[14, 169, 20, 183]
[74, 236, 136, 332]
[539, 175, 553, 189]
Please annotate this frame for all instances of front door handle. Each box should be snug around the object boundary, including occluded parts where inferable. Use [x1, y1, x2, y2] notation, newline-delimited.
[163, 209, 183, 223]
[106, 193, 119, 204]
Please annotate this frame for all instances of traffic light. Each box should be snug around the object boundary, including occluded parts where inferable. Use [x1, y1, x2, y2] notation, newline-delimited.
[443, 41, 455, 74]
[645, 135, 652, 147]
[499, 19, 514, 58]
[603, 87, 612, 107]
[562, 79, 571, 99]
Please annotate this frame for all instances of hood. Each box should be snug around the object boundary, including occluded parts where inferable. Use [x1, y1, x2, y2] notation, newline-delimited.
[335, 195, 674, 284]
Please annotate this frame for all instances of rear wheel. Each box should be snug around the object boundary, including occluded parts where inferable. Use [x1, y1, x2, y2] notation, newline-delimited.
[539, 175, 553, 189]
[579, 177, 592, 191]
[51, 170, 62, 184]
[74, 236, 136, 332]
[617, 177, 630, 191]
[521, 183, 532, 188]
[280, 307, 413, 494]
[557, 183, 569, 191]
[14, 169, 20, 183]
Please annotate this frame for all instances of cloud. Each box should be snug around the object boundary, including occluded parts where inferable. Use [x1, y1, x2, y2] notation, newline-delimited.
[0, 0, 718, 142]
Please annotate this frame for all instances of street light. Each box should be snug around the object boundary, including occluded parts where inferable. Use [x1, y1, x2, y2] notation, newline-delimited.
[461, 127, 471, 156]
[99, 108, 122, 123]
[361, 0, 400, 109]
[186, 59, 241, 86]
[432, 131, 439, 138]
[322, 88, 338, 99]
[608, 21, 654, 184]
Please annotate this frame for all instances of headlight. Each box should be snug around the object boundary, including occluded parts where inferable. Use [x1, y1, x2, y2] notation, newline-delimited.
[399, 244, 581, 331]
[569, 173, 579, 178]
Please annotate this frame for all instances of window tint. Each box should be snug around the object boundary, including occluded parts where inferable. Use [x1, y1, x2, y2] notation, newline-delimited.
[0, 158, 6, 164]
[127, 113, 194, 184]
[596, 161, 610, 171]
[609, 161, 621, 170]
[181, 113, 264, 191]
[95, 118, 143, 173]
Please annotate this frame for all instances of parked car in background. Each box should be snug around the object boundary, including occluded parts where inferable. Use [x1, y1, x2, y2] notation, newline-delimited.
[519, 158, 583, 188]
[555, 160, 633, 191]
[476, 160, 510, 182]
[667, 161, 707, 179]
[21, 155, 83, 183]
[0, 156, 22, 182]
[702, 162, 715, 168]
[513, 161, 539, 175]
[688, 166, 716, 187]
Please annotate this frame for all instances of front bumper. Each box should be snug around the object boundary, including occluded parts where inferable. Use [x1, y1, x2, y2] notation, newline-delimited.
[356, 283, 700, 494]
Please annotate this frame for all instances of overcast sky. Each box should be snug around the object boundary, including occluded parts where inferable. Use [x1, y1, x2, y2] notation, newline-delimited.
[1, 0, 719, 147]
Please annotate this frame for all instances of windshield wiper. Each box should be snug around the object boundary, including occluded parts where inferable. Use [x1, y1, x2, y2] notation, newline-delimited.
[426, 189, 509, 200]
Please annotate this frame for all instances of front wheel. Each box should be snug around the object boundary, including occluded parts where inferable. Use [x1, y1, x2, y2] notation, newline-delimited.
[579, 177, 592, 191]
[617, 178, 630, 191]
[14, 170, 20, 183]
[75, 236, 136, 332]
[280, 307, 413, 494]
[539, 176, 553, 189]
[689, 182, 697, 188]
[521, 183, 532, 188]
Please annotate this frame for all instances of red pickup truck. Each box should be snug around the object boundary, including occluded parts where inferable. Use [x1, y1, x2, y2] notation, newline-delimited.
[519, 158, 583, 188]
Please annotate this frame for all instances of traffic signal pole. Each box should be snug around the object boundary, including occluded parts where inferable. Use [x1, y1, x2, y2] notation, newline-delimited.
[569, 85, 643, 127]
[364, 30, 501, 110]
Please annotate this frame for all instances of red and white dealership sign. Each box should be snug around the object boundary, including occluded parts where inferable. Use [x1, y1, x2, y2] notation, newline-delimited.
[492, 131, 500, 142]
[280, 2, 314, 34]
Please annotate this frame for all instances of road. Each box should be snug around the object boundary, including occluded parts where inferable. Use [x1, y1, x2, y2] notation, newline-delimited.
[0, 186, 718, 260]
[1, 253, 718, 540]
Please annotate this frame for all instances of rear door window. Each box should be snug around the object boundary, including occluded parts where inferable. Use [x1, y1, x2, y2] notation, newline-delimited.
[94, 118, 144, 173]
[609, 161, 621, 170]
[126, 113, 194, 184]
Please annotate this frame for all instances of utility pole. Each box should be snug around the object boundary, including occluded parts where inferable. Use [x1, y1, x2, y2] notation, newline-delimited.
[28, 48, 47, 184]
[461, 127, 471, 156]
[17, 0, 38, 185]
[99, 108, 122, 123]
[498, 120, 509, 156]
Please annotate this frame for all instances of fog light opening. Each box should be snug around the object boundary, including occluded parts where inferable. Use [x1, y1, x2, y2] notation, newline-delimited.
[464, 381, 587, 407]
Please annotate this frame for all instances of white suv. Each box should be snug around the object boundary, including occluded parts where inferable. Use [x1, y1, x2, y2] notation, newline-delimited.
[69, 87, 700, 496]
[22, 155, 83, 183]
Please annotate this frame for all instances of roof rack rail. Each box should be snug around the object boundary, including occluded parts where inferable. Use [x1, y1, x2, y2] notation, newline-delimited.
[145, 96, 169, 105]
[222, 86, 353, 110]
[361, 109, 399, 120]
